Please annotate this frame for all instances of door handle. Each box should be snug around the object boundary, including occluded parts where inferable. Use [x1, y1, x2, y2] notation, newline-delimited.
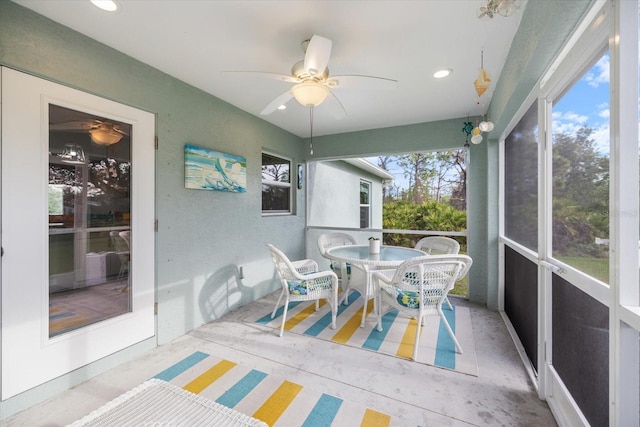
[539, 260, 565, 274]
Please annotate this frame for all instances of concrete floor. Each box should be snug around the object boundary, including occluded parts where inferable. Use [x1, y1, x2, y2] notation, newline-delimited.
[5, 293, 556, 426]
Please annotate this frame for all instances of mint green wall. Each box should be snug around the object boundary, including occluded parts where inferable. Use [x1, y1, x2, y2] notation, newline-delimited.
[0, 0, 307, 348]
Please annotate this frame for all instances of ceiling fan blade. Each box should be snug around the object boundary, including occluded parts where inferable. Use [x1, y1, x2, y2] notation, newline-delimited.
[327, 75, 398, 91]
[304, 35, 332, 76]
[49, 120, 95, 131]
[222, 71, 299, 84]
[323, 91, 347, 120]
[260, 90, 294, 115]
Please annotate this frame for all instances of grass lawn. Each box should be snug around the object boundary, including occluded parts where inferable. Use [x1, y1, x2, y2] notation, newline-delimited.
[556, 256, 609, 283]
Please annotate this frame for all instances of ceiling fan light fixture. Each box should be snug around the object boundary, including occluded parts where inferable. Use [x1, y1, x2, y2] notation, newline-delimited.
[90, 127, 123, 145]
[291, 81, 330, 107]
[433, 68, 452, 79]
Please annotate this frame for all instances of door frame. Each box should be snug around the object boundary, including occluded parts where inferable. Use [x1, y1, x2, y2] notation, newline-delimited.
[1, 67, 156, 399]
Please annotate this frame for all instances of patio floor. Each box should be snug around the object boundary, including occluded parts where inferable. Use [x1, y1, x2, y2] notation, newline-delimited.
[5, 292, 556, 426]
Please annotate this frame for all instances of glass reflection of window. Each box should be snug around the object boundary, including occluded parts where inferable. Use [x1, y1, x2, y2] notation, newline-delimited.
[48, 104, 132, 337]
[551, 51, 610, 283]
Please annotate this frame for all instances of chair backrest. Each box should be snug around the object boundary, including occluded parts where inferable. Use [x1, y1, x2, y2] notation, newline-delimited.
[389, 254, 473, 302]
[110, 231, 130, 262]
[119, 230, 131, 248]
[414, 236, 460, 255]
[110, 231, 129, 253]
[317, 232, 357, 257]
[267, 244, 303, 282]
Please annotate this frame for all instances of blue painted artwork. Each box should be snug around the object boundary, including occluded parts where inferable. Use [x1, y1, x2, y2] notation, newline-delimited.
[184, 144, 247, 193]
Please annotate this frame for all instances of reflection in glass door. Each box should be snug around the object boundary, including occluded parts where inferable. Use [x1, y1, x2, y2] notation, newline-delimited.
[48, 104, 132, 337]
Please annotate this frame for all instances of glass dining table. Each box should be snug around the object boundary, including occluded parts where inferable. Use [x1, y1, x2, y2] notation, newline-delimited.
[325, 245, 426, 327]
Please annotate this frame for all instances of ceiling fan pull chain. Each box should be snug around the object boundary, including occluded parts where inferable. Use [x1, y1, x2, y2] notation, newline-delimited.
[309, 106, 314, 155]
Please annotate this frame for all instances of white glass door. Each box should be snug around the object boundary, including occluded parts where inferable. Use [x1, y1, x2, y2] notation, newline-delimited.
[1, 67, 156, 398]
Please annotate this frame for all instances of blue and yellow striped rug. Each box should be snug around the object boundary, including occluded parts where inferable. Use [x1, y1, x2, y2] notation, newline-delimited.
[152, 351, 404, 426]
[253, 291, 477, 376]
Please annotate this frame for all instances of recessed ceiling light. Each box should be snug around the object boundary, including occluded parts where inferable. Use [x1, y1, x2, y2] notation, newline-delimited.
[433, 68, 453, 79]
[91, 0, 119, 12]
[277, 105, 287, 110]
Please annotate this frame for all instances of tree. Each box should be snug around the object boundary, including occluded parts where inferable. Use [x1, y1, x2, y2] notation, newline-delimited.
[376, 156, 394, 201]
[396, 153, 433, 204]
[551, 126, 609, 256]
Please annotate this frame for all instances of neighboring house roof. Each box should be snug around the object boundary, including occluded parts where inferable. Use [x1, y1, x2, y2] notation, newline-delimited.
[343, 158, 394, 182]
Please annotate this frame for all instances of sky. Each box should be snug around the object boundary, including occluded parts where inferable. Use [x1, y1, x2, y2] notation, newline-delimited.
[552, 53, 611, 154]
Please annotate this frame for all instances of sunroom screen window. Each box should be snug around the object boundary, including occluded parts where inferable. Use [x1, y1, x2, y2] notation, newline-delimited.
[551, 51, 610, 283]
[504, 102, 538, 251]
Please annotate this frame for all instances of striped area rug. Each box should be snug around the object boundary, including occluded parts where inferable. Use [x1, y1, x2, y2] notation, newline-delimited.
[253, 291, 478, 376]
[152, 351, 405, 426]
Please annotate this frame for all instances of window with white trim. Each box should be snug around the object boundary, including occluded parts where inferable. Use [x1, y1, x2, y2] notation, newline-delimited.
[360, 180, 371, 228]
[262, 152, 291, 214]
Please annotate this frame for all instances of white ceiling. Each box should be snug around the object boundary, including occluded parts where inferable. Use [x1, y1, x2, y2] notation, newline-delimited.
[13, 0, 524, 138]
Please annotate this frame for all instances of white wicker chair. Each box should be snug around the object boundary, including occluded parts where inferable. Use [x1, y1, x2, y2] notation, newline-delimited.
[110, 231, 130, 281]
[414, 236, 461, 310]
[317, 232, 359, 304]
[267, 244, 338, 337]
[373, 254, 472, 361]
[414, 236, 460, 255]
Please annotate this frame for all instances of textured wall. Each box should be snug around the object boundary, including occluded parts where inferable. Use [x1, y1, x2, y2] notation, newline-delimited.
[0, 0, 307, 345]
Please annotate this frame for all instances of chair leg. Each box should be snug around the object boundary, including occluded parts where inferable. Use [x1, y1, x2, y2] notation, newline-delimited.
[413, 315, 423, 361]
[279, 301, 289, 338]
[376, 293, 383, 332]
[438, 308, 463, 354]
[330, 296, 337, 330]
[341, 284, 351, 305]
[339, 262, 350, 305]
[271, 289, 286, 319]
[444, 296, 453, 311]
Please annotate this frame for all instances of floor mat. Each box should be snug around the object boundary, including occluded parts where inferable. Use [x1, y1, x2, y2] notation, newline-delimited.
[151, 351, 407, 427]
[251, 291, 478, 376]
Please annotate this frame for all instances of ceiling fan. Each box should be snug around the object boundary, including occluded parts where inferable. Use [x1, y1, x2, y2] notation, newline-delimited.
[50, 119, 129, 145]
[477, 0, 519, 19]
[226, 35, 398, 119]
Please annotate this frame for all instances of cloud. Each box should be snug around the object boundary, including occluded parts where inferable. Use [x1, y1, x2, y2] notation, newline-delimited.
[584, 54, 610, 88]
[552, 110, 589, 124]
[590, 124, 610, 155]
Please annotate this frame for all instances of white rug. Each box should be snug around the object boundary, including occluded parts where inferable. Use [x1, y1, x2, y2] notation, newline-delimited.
[67, 378, 267, 427]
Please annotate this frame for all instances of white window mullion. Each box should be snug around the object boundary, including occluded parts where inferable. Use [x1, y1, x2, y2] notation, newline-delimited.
[610, 1, 639, 425]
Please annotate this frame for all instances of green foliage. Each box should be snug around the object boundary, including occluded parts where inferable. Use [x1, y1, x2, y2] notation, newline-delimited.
[551, 126, 609, 258]
[383, 200, 466, 247]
